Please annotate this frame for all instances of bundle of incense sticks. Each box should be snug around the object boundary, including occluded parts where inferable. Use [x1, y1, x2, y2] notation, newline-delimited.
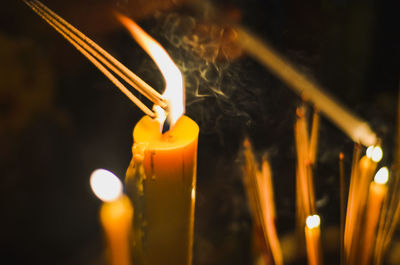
[241, 105, 322, 265]
[242, 139, 283, 265]
[22, 0, 167, 118]
[242, 100, 400, 265]
[236, 23, 399, 264]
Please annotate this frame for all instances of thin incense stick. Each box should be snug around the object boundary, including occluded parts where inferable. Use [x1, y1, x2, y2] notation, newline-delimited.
[309, 110, 320, 165]
[23, 0, 167, 117]
[235, 26, 376, 147]
[344, 144, 361, 259]
[295, 106, 316, 218]
[396, 78, 400, 167]
[260, 156, 283, 265]
[339, 153, 345, 265]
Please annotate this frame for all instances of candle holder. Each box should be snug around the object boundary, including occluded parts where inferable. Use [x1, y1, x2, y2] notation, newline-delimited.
[125, 115, 199, 265]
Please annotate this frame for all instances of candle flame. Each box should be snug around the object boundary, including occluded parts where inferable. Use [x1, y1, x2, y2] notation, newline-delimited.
[306, 214, 321, 229]
[191, 187, 196, 201]
[117, 14, 184, 129]
[90, 169, 123, 202]
[374, 167, 389, 185]
[366, 145, 383, 163]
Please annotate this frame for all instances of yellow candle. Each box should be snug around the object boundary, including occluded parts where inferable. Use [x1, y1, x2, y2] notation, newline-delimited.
[126, 115, 199, 265]
[90, 169, 133, 265]
[360, 167, 389, 265]
[345, 145, 382, 261]
[116, 14, 199, 265]
[305, 215, 322, 265]
[354, 154, 378, 218]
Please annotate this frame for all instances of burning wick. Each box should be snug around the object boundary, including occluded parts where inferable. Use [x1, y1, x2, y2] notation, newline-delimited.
[90, 169, 133, 265]
[162, 114, 171, 134]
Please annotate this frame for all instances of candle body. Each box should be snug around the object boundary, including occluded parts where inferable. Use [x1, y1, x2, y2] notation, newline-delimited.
[360, 182, 387, 265]
[345, 155, 376, 263]
[305, 226, 322, 265]
[126, 115, 199, 265]
[100, 195, 133, 265]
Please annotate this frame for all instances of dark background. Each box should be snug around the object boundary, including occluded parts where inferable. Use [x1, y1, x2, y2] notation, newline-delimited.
[0, 0, 399, 264]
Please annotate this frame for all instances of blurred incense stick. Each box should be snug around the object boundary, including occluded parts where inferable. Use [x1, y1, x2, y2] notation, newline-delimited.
[235, 26, 376, 147]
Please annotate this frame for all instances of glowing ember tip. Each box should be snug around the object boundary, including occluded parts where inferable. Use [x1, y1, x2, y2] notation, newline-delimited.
[374, 167, 389, 185]
[90, 169, 123, 202]
[306, 215, 321, 229]
[117, 14, 185, 131]
[366, 145, 383, 162]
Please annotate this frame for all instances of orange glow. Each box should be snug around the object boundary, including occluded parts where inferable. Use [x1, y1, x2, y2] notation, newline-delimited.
[306, 215, 321, 229]
[90, 169, 123, 202]
[117, 14, 184, 129]
[374, 167, 389, 185]
[366, 145, 383, 163]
